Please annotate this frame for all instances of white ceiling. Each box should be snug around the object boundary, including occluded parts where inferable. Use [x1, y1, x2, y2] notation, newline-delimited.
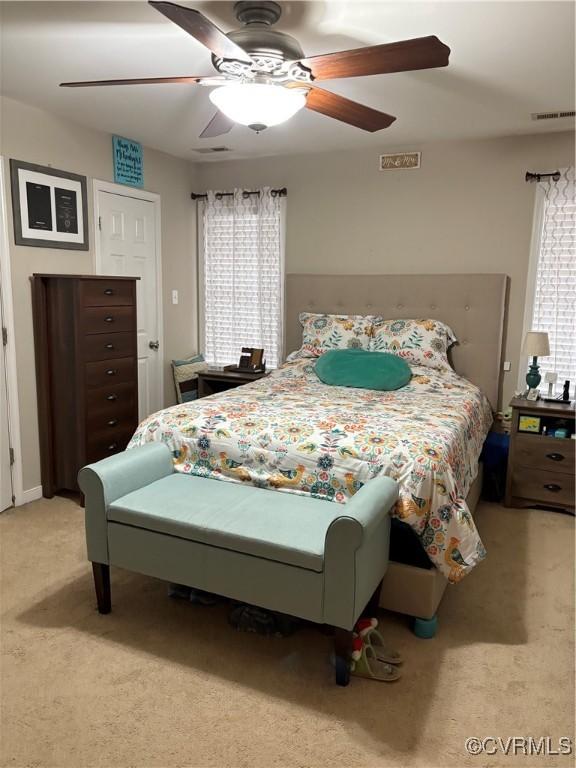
[1, 1, 574, 162]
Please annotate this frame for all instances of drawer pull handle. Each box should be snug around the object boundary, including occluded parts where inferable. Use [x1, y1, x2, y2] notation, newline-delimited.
[104, 288, 114, 296]
[107, 419, 118, 427]
[107, 443, 117, 452]
[105, 343, 114, 350]
[546, 452, 565, 462]
[106, 394, 117, 401]
[104, 316, 114, 323]
[106, 369, 117, 376]
[544, 483, 562, 493]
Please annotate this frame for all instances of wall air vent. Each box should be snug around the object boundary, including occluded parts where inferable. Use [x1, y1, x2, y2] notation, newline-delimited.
[531, 110, 575, 121]
[192, 146, 232, 154]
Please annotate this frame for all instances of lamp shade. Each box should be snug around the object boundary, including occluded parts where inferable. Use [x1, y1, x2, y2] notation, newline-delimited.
[522, 331, 550, 357]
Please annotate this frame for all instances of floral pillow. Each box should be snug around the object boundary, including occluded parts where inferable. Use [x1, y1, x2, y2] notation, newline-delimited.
[369, 318, 457, 371]
[290, 312, 374, 359]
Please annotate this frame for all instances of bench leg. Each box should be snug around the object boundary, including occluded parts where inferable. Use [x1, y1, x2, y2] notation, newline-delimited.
[334, 628, 352, 686]
[92, 562, 111, 614]
[363, 578, 383, 619]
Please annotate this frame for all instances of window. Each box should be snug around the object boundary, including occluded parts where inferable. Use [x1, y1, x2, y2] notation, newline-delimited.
[200, 188, 285, 368]
[524, 167, 575, 394]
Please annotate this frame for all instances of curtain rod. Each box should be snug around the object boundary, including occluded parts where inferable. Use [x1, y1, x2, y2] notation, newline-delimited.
[191, 187, 287, 201]
[525, 171, 561, 183]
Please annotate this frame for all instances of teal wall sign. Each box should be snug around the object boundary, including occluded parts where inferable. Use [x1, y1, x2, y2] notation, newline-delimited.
[113, 135, 143, 188]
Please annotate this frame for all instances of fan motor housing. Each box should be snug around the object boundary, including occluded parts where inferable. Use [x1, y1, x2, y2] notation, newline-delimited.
[227, 27, 304, 63]
[234, 1, 282, 26]
[212, 0, 306, 77]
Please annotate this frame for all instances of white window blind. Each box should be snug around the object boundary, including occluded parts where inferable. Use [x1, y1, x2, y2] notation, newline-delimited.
[201, 188, 285, 368]
[529, 167, 576, 394]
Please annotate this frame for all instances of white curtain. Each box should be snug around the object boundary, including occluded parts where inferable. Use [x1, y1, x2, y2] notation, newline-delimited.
[530, 167, 576, 393]
[201, 188, 285, 368]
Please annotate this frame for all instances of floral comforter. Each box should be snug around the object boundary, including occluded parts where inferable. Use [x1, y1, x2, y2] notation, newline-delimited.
[129, 360, 492, 581]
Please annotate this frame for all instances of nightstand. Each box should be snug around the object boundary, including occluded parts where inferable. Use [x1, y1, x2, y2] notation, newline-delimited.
[197, 368, 268, 398]
[505, 397, 575, 513]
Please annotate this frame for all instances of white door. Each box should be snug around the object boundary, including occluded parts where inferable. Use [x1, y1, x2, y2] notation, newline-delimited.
[97, 190, 162, 421]
[0, 309, 13, 512]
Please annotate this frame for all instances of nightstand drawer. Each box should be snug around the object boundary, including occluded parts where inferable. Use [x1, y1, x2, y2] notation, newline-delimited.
[515, 435, 575, 475]
[511, 466, 574, 508]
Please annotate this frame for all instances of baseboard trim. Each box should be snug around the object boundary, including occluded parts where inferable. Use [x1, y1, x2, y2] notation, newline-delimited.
[18, 486, 43, 505]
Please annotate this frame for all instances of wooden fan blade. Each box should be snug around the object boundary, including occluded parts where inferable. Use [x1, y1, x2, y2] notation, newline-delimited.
[302, 86, 395, 132]
[297, 36, 450, 80]
[200, 111, 235, 138]
[60, 75, 211, 87]
[149, 1, 252, 63]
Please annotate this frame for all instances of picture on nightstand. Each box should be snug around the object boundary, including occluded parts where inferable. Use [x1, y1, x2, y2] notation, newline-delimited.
[518, 415, 541, 433]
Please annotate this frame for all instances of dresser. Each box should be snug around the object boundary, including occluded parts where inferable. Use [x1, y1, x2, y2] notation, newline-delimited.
[32, 274, 139, 498]
[505, 397, 575, 513]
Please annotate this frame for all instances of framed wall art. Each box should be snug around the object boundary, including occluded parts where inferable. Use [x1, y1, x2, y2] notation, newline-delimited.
[113, 136, 143, 188]
[9, 159, 89, 250]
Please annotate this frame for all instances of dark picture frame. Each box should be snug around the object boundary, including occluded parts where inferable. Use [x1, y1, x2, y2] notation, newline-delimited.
[10, 159, 89, 250]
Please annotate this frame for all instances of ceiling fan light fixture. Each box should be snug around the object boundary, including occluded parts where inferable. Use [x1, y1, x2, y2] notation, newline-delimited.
[209, 83, 306, 128]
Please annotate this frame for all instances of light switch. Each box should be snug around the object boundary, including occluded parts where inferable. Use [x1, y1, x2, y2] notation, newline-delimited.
[503, 361, 511, 372]
[172, 290, 178, 305]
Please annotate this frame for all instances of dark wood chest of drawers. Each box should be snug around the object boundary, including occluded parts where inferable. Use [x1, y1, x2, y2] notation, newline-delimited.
[32, 274, 139, 497]
[505, 397, 575, 513]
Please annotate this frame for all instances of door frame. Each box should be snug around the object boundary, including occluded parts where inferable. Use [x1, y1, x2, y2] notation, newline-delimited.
[92, 179, 164, 409]
[0, 155, 24, 507]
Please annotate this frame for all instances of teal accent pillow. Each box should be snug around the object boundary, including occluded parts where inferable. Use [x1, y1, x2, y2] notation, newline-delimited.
[314, 349, 411, 391]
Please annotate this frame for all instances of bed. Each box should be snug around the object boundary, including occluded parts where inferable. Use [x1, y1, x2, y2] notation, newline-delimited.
[130, 273, 509, 629]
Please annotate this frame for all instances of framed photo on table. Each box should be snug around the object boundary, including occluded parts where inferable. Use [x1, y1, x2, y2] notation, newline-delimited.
[9, 160, 88, 250]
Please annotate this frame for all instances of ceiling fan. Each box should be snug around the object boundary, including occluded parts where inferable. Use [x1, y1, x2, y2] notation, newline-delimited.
[60, 0, 451, 137]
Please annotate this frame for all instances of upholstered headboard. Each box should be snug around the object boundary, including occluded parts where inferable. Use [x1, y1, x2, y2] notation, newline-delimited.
[285, 273, 509, 410]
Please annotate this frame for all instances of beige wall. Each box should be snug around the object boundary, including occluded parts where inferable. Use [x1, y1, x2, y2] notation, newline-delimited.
[0, 96, 198, 492]
[1, 91, 573, 494]
[197, 131, 575, 408]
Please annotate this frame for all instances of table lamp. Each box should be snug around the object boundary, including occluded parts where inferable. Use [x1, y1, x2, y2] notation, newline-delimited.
[522, 331, 550, 390]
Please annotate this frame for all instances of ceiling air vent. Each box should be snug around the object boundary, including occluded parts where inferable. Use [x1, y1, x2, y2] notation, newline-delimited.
[192, 146, 232, 154]
[531, 110, 575, 121]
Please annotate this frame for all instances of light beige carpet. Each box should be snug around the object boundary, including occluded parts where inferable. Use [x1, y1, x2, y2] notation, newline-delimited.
[0, 497, 574, 768]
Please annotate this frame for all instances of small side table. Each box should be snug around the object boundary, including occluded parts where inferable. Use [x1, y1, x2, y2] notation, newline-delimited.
[505, 397, 575, 513]
[197, 368, 268, 398]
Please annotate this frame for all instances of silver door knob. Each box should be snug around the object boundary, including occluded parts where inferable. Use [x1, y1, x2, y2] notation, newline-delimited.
[149, 340, 160, 350]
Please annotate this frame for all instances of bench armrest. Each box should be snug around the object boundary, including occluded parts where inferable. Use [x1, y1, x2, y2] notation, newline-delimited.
[78, 442, 174, 563]
[323, 476, 398, 629]
[341, 475, 398, 537]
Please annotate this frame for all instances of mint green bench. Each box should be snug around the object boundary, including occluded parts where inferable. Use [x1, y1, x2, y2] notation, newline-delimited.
[78, 443, 397, 686]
